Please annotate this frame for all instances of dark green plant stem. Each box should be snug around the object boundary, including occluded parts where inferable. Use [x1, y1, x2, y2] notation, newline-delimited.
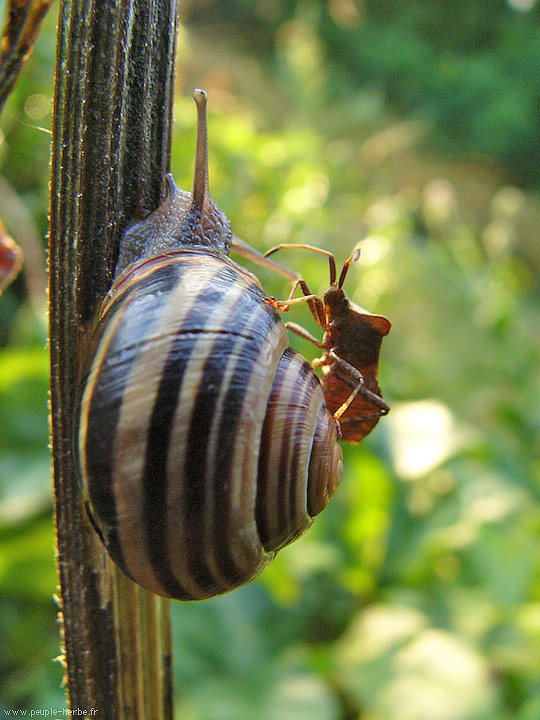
[49, 0, 178, 716]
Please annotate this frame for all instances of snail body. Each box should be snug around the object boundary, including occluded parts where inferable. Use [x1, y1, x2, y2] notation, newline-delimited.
[265, 245, 391, 444]
[76, 91, 342, 601]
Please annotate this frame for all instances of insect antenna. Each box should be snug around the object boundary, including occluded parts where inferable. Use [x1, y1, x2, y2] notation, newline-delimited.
[263, 243, 337, 285]
[338, 248, 360, 289]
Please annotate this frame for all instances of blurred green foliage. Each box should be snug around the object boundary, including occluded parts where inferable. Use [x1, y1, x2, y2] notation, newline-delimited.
[1, 1, 540, 719]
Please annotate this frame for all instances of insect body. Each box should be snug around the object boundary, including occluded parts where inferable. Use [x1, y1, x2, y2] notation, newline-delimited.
[76, 91, 343, 601]
[265, 245, 391, 443]
[0, 221, 23, 293]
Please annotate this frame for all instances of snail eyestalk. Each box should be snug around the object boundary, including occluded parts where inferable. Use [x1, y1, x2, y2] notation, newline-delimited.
[191, 88, 209, 217]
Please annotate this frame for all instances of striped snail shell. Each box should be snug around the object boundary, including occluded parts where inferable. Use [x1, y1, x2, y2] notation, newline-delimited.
[76, 89, 343, 601]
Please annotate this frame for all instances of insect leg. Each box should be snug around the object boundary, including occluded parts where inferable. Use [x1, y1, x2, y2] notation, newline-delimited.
[266, 277, 326, 328]
[285, 321, 326, 348]
[329, 350, 390, 419]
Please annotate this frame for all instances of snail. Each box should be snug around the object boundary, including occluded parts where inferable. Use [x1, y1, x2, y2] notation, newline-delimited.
[75, 90, 343, 601]
[264, 244, 391, 443]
